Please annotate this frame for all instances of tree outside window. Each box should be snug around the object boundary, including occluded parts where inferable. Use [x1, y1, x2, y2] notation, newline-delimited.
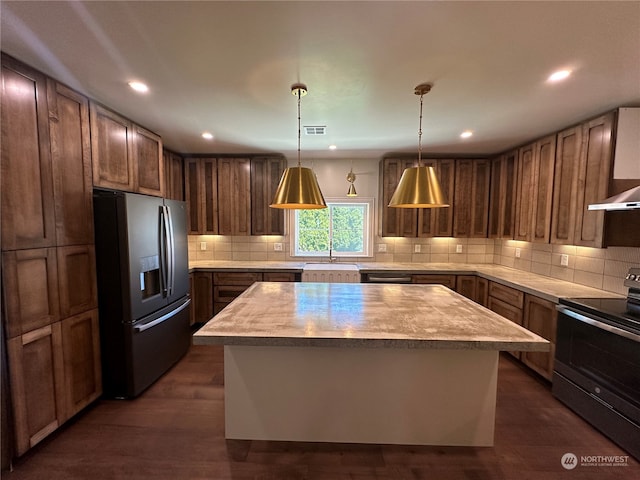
[294, 201, 371, 257]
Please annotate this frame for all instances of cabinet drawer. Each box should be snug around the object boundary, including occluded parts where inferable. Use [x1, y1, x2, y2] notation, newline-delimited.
[213, 272, 261, 286]
[488, 282, 524, 308]
[263, 272, 297, 282]
[412, 274, 456, 289]
[214, 285, 252, 304]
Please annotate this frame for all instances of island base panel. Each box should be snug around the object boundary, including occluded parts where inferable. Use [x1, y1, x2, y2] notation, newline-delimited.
[224, 345, 498, 446]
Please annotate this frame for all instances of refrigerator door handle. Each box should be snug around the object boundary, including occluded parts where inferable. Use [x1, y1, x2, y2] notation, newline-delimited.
[134, 298, 191, 333]
[166, 205, 175, 296]
[159, 205, 172, 297]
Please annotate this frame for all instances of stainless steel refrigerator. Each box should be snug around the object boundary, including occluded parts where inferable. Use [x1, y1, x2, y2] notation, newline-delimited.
[93, 189, 191, 398]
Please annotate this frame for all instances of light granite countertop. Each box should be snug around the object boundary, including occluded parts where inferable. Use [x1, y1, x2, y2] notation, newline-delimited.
[192, 282, 550, 351]
[188, 260, 624, 302]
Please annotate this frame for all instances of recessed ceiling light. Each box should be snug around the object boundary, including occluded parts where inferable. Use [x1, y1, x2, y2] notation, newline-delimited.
[128, 81, 149, 93]
[460, 130, 473, 138]
[329, 145, 337, 150]
[547, 70, 572, 83]
[202, 132, 214, 140]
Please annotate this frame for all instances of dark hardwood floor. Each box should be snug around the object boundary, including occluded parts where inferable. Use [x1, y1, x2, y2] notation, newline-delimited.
[4, 346, 638, 479]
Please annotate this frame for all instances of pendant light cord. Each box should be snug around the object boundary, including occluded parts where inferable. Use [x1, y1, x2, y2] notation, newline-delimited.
[296, 89, 302, 168]
[417, 91, 424, 167]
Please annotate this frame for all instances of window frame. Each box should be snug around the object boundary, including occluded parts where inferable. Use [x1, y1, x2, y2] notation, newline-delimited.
[289, 197, 375, 258]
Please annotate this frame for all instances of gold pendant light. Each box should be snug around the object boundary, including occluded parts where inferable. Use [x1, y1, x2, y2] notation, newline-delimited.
[346, 161, 357, 197]
[388, 83, 449, 208]
[270, 84, 327, 209]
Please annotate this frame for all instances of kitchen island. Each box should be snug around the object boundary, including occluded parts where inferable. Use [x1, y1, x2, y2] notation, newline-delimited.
[193, 282, 549, 446]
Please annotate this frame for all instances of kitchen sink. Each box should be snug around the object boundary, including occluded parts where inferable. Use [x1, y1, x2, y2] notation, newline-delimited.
[302, 263, 360, 283]
[303, 263, 359, 271]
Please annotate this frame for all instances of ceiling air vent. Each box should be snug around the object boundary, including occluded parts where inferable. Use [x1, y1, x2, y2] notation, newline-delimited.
[304, 125, 326, 135]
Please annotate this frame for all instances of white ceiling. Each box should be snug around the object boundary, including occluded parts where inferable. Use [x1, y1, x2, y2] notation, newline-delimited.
[2, 1, 639, 161]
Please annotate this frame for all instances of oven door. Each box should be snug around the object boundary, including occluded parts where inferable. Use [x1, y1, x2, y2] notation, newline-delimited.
[554, 305, 640, 424]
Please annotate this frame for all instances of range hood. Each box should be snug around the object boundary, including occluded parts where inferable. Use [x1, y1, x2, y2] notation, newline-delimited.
[588, 185, 640, 211]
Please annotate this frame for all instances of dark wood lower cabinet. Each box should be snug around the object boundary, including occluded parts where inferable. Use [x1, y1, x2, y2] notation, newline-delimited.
[522, 295, 557, 381]
[7, 323, 65, 456]
[60, 309, 101, 421]
[487, 296, 524, 360]
[191, 272, 214, 325]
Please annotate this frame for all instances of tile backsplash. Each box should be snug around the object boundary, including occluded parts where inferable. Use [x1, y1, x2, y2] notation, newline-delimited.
[189, 235, 639, 295]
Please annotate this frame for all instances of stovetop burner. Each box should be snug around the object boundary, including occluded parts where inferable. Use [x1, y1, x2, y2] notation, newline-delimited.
[560, 297, 640, 334]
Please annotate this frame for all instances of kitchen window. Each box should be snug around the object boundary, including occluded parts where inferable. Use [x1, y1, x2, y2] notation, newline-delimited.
[291, 199, 373, 257]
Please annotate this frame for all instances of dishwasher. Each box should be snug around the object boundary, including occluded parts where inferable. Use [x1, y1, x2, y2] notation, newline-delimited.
[360, 272, 413, 284]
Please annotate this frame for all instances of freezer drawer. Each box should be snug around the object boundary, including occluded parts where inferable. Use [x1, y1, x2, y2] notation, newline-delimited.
[102, 298, 191, 398]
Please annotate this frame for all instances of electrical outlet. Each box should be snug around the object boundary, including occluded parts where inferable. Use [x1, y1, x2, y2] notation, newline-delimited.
[456, 244, 463, 254]
[200, 242, 207, 251]
[414, 244, 421, 253]
[560, 254, 569, 267]
[273, 242, 283, 251]
[378, 243, 387, 252]
[515, 248, 521, 258]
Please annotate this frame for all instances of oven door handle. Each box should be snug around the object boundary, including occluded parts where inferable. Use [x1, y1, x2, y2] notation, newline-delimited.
[557, 305, 640, 343]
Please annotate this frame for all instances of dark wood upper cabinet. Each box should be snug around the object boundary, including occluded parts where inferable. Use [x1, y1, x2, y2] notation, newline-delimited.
[217, 157, 251, 236]
[514, 143, 536, 241]
[251, 156, 285, 235]
[453, 159, 490, 238]
[47, 80, 94, 246]
[380, 158, 418, 237]
[163, 149, 184, 201]
[574, 113, 614, 248]
[531, 135, 556, 243]
[551, 126, 581, 244]
[90, 102, 135, 192]
[133, 124, 164, 197]
[418, 159, 455, 237]
[184, 157, 218, 234]
[1, 54, 56, 250]
[488, 151, 517, 239]
[90, 102, 163, 197]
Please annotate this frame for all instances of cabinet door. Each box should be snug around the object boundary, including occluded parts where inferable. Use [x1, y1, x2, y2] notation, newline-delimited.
[7, 323, 65, 456]
[418, 159, 454, 237]
[185, 158, 218, 234]
[90, 102, 135, 192]
[514, 143, 535, 241]
[133, 125, 164, 197]
[380, 158, 417, 237]
[574, 113, 614, 248]
[522, 295, 557, 381]
[2, 248, 60, 339]
[1, 55, 56, 250]
[163, 150, 184, 201]
[487, 296, 523, 360]
[488, 151, 517, 239]
[251, 156, 285, 235]
[218, 158, 251, 236]
[191, 272, 213, 324]
[551, 126, 581, 244]
[531, 135, 556, 243]
[455, 275, 477, 301]
[476, 277, 489, 307]
[453, 159, 490, 237]
[47, 80, 94, 246]
[57, 245, 98, 319]
[61, 309, 101, 421]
